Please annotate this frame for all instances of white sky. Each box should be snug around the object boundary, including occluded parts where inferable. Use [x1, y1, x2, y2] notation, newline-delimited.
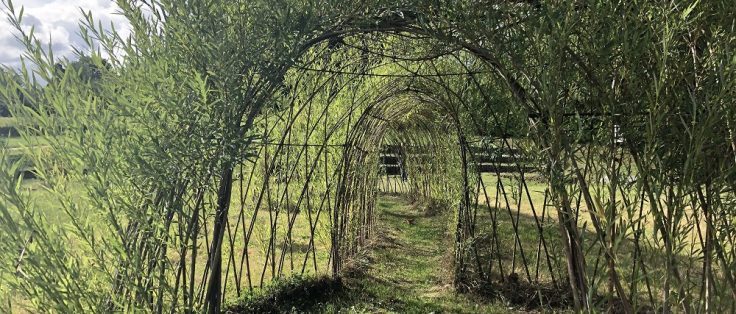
[0, 0, 130, 68]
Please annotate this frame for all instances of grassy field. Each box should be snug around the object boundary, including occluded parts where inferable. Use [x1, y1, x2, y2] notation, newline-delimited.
[367, 170, 712, 308]
[0, 139, 721, 313]
[3, 184, 556, 313]
[0, 176, 335, 312]
[206, 193, 334, 299]
[0, 117, 15, 128]
[1, 136, 48, 151]
[475, 172, 720, 309]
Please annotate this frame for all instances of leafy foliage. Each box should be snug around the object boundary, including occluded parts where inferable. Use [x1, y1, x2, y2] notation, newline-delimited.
[0, 0, 734, 312]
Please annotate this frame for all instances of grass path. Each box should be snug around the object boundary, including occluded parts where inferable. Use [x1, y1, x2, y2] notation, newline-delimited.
[310, 195, 511, 313]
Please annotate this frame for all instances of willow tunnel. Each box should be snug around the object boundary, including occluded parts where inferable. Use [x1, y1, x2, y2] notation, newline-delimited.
[120, 47, 575, 311]
[2, 1, 735, 313]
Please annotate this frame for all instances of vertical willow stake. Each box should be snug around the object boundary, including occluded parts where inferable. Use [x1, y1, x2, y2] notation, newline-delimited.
[454, 130, 471, 287]
[204, 165, 234, 313]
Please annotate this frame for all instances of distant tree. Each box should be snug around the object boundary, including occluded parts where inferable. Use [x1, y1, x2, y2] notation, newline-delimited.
[0, 67, 24, 117]
[51, 55, 109, 90]
[64, 55, 108, 81]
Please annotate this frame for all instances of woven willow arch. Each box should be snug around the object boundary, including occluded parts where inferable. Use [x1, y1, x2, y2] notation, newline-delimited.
[2, 1, 734, 313]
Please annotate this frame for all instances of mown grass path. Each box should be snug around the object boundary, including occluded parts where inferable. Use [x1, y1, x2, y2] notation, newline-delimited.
[310, 195, 510, 313]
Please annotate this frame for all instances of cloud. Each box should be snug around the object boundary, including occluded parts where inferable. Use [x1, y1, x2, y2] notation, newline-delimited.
[0, 0, 131, 69]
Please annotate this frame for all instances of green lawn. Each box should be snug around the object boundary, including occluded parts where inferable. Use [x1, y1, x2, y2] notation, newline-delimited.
[1, 136, 48, 149]
[0, 117, 16, 128]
